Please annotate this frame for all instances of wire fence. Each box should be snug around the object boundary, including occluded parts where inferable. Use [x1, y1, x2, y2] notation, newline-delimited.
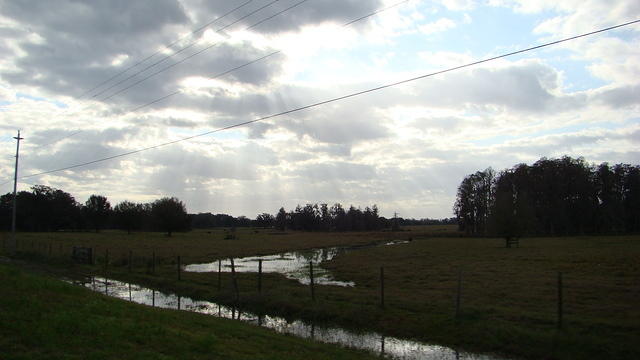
[4, 235, 634, 336]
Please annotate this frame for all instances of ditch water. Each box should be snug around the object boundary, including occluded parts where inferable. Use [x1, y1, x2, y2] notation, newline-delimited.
[75, 276, 506, 360]
[184, 240, 411, 287]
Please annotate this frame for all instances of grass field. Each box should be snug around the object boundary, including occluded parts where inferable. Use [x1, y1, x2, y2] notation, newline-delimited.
[0, 261, 378, 360]
[2, 227, 639, 359]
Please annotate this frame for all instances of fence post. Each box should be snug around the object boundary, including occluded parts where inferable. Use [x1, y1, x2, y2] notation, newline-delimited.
[380, 266, 385, 308]
[557, 272, 563, 330]
[128, 250, 132, 273]
[177, 256, 181, 281]
[309, 261, 315, 301]
[455, 269, 462, 321]
[128, 283, 132, 301]
[258, 259, 263, 294]
[152, 290, 155, 307]
[217, 259, 222, 291]
[230, 258, 239, 302]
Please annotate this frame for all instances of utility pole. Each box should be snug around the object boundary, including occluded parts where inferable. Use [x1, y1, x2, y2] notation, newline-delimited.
[9, 131, 23, 255]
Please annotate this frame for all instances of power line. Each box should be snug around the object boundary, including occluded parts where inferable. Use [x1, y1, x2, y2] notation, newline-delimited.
[16, 19, 640, 181]
[29, 130, 82, 149]
[93, 0, 286, 101]
[98, 0, 312, 102]
[124, 0, 410, 113]
[30, 2, 258, 152]
[16, 0, 395, 152]
[78, 0, 256, 99]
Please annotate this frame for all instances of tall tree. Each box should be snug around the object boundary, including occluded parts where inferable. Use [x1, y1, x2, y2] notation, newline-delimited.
[113, 201, 144, 234]
[151, 197, 189, 236]
[84, 195, 111, 232]
[255, 213, 275, 228]
[275, 207, 287, 231]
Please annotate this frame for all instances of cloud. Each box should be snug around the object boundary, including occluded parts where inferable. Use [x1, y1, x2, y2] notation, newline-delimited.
[1, 0, 639, 221]
[293, 161, 377, 181]
[591, 84, 640, 108]
[435, 0, 476, 11]
[418, 18, 456, 35]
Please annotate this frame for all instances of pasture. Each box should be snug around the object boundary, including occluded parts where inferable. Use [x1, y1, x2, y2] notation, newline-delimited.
[2, 226, 638, 359]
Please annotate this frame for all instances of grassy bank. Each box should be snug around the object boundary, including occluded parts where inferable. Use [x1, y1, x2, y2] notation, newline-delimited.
[3, 228, 638, 359]
[0, 262, 379, 360]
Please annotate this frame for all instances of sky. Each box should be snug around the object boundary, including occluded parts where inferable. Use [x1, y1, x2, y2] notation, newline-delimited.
[0, 0, 639, 219]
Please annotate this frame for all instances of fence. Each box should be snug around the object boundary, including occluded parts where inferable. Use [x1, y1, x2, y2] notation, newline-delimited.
[1, 237, 582, 332]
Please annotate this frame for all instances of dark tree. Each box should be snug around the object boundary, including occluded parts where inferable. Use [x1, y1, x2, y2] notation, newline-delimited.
[83, 194, 111, 232]
[455, 156, 640, 237]
[454, 168, 494, 235]
[151, 197, 189, 236]
[255, 213, 275, 228]
[113, 201, 144, 234]
[275, 207, 287, 231]
[1, 185, 80, 231]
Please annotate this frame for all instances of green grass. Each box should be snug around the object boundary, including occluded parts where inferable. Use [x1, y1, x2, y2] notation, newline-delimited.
[3, 227, 639, 359]
[0, 262, 378, 360]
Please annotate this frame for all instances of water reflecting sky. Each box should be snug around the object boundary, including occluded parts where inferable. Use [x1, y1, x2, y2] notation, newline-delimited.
[75, 276, 507, 360]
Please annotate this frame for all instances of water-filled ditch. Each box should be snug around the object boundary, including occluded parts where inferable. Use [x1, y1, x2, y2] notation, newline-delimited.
[75, 276, 507, 360]
[184, 240, 411, 286]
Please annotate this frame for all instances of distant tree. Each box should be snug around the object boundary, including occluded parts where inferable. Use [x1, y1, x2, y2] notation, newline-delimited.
[330, 203, 346, 231]
[489, 170, 534, 246]
[113, 201, 144, 234]
[275, 207, 287, 231]
[151, 197, 190, 236]
[255, 213, 275, 228]
[83, 195, 111, 232]
[3, 185, 81, 231]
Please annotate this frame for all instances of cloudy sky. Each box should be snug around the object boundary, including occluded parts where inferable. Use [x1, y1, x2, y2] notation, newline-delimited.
[0, 0, 639, 218]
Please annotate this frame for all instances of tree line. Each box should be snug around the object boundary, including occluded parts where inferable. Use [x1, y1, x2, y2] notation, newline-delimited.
[192, 207, 454, 231]
[1, 185, 454, 235]
[0, 185, 190, 236]
[454, 156, 640, 238]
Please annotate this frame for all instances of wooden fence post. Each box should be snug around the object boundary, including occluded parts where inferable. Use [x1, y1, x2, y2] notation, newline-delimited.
[177, 256, 181, 281]
[258, 259, 263, 294]
[128, 283, 132, 301]
[455, 269, 462, 321]
[217, 259, 222, 291]
[557, 272, 563, 330]
[309, 261, 315, 301]
[230, 258, 239, 302]
[380, 266, 385, 308]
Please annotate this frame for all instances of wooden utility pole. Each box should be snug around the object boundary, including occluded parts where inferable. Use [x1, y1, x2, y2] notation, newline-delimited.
[9, 131, 23, 255]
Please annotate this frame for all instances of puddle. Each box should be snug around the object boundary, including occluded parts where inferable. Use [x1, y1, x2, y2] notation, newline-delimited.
[184, 240, 410, 287]
[75, 276, 507, 360]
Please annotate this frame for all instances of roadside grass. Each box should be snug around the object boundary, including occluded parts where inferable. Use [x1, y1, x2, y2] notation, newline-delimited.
[0, 262, 378, 360]
[2, 228, 638, 359]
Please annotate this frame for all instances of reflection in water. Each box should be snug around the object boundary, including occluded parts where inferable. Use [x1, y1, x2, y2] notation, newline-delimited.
[74, 277, 506, 360]
[184, 241, 410, 287]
